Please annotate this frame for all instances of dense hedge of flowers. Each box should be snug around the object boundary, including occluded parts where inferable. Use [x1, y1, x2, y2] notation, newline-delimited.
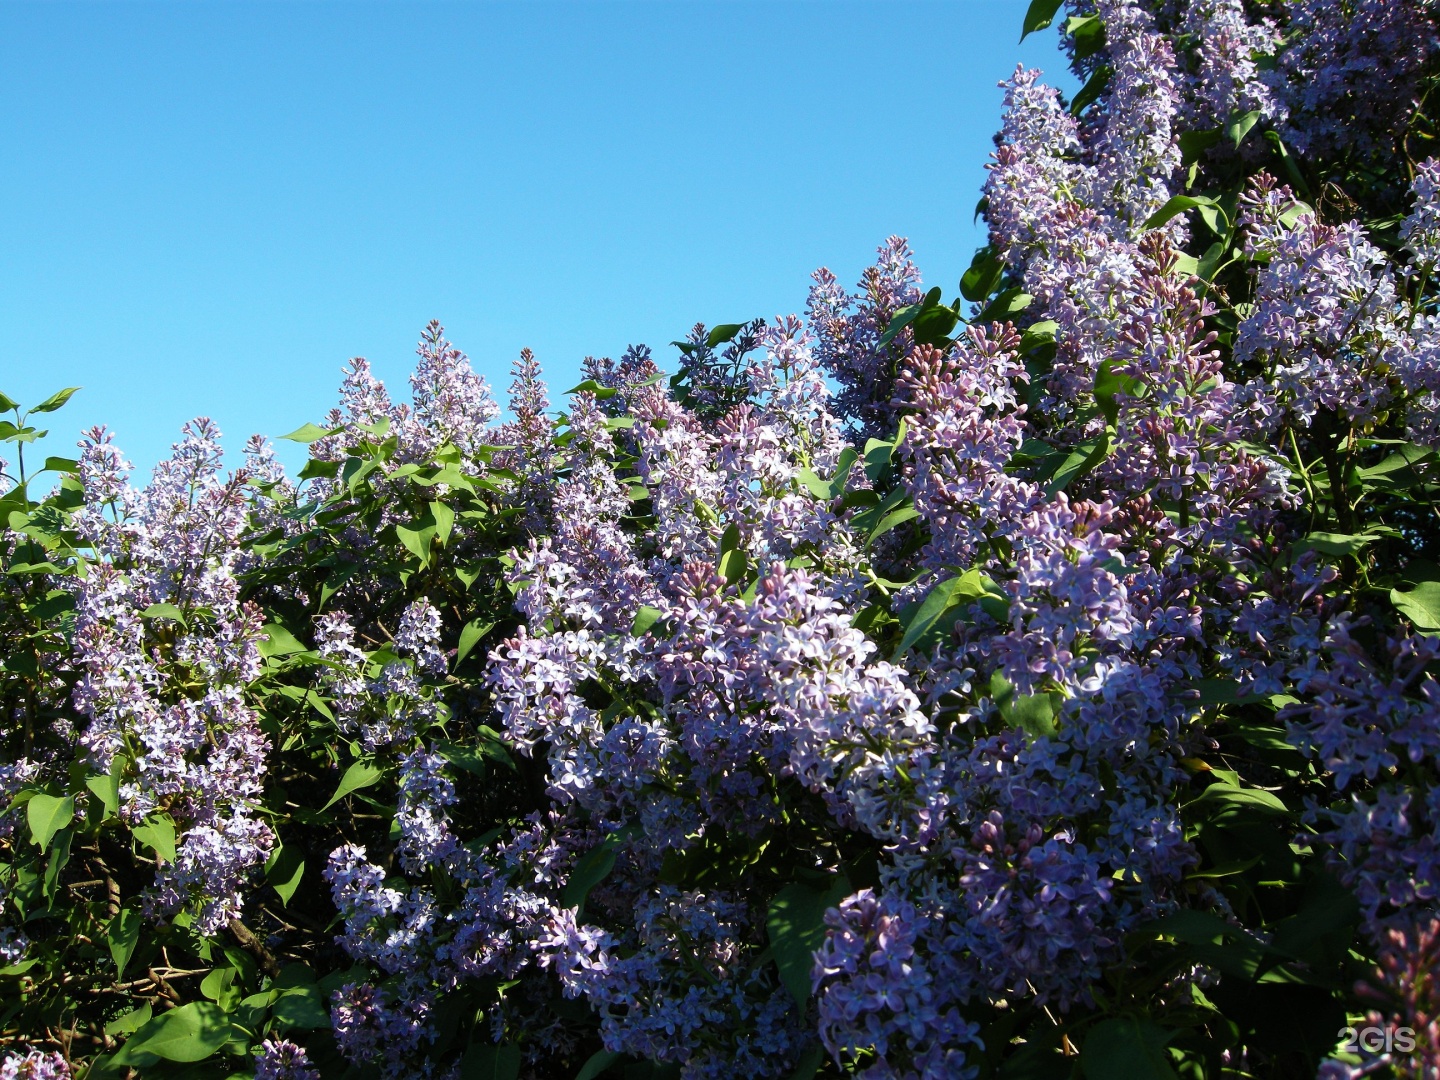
[4, 1, 1440, 1077]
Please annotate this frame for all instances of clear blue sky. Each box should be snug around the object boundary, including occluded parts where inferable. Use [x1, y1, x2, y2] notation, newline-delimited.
[1, 1, 1072, 477]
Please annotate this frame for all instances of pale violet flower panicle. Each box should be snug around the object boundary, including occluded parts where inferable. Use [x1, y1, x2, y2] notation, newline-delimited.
[1402, 158, 1440, 267]
[806, 236, 923, 442]
[394, 598, 446, 676]
[1178, 0, 1283, 127]
[253, 1039, 320, 1080]
[0, 1051, 71, 1080]
[402, 319, 499, 462]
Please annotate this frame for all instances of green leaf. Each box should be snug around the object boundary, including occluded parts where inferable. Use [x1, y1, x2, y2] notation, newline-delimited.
[1021, 0, 1065, 38]
[896, 570, 997, 658]
[119, 1000, 233, 1063]
[1093, 359, 1141, 427]
[868, 503, 920, 545]
[975, 287, 1033, 324]
[563, 843, 618, 916]
[278, 422, 335, 443]
[1066, 13, 1106, 59]
[563, 379, 619, 400]
[631, 605, 665, 637]
[1225, 108, 1263, 149]
[718, 523, 748, 585]
[462, 1042, 523, 1080]
[705, 323, 747, 348]
[456, 619, 494, 667]
[1070, 64, 1112, 116]
[1298, 531, 1373, 557]
[133, 814, 177, 863]
[990, 673, 1058, 737]
[0, 391, 16, 412]
[431, 500, 455, 544]
[265, 843, 305, 906]
[787, 1045, 826, 1080]
[272, 986, 329, 1030]
[85, 754, 126, 818]
[141, 602, 187, 624]
[796, 468, 831, 500]
[30, 387, 81, 414]
[109, 904, 142, 979]
[960, 245, 1005, 302]
[766, 877, 850, 1008]
[42, 455, 79, 473]
[26, 793, 74, 852]
[1045, 434, 1110, 496]
[575, 1050, 622, 1080]
[1080, 1017, 1178, 1080]
[104, 1002, 152, 1038]
[1142, 195, 1219, 232]
[258, 623, 307, 657]
[323, 759, 384, 810]
[1393, 581, 1440, 631]
[396, 522, 436, 563]
[876, 302, 922, 351]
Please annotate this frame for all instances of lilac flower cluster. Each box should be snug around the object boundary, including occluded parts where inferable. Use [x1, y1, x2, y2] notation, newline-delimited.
[0, 1052, 69, 1080]
[70, 419, 273, 934]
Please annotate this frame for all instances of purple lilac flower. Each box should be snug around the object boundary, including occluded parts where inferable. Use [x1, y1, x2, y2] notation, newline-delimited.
[0, 1052, 70, 1080]
[1270, 0, 1440, 161]
[254, 1039, 320, 1080]
[1178, 0, 1283, 127]
[806, 237, 924, 441]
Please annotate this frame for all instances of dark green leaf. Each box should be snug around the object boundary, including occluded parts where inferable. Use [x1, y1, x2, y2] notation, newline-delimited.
[1045, 435, 1110, 496]
[1021, 0, 1065, 39]
[576, 1050, 622, 1080]
[1298, 531, 1373, 557]
[1080, 1017, 1178, 1080]
[456, 619, 494, 667]
[272, 986, 329, 1030]
[109, 904, 142, 978]
[0, 392, 16, 412]
[961, 246, 1005, 302]
[133, 814, 177, 863]
[323, 759, 384, 810]
[896, 569, 1001, 658]
[1070, 65, 1111, 116]
[462, 1042, 522, 1080]
[119, 1001, 232, 1063]
[1225, 108, 1263, 149]
[1066, 13, 1106, 59]
[259, 623, 306, 657]
[563, 841, 618, 916]
[766, 877, 850, 1008]
[1142, 195, 1219, 232]
[265, 843, 305, 906]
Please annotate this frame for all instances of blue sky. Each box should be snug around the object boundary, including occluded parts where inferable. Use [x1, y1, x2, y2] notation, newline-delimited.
[1, 1, 1073, 477]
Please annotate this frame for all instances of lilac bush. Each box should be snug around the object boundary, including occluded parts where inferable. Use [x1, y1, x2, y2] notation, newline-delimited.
[3, 1, 1440, 1077]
